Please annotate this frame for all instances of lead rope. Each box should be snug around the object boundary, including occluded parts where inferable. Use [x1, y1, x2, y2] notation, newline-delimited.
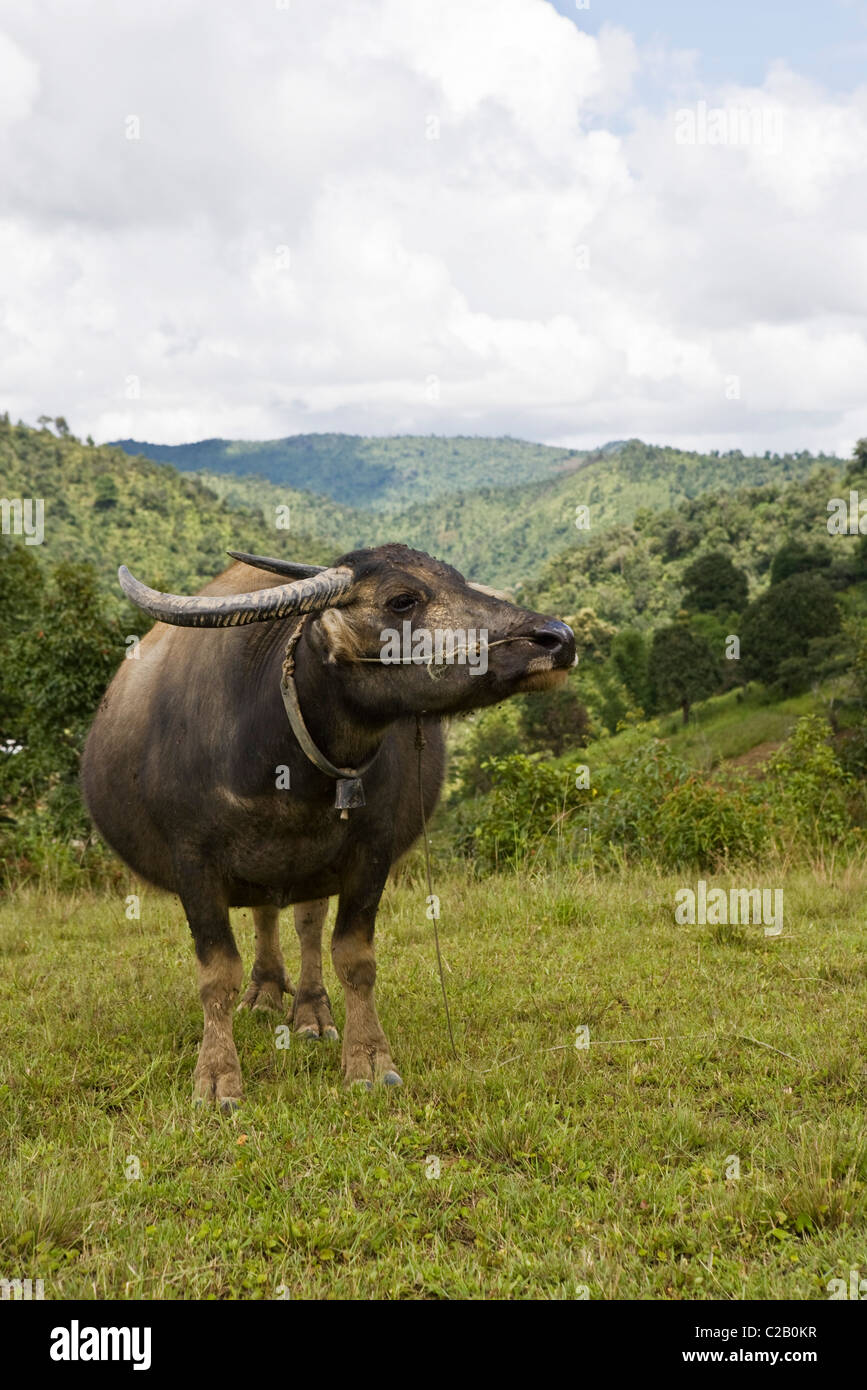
[415, 714, 458, 1060]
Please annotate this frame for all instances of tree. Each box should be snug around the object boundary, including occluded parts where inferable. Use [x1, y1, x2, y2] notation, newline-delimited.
[845, 436, 867, 482]
[0, 543, 45, 751]
[93, 474, 119, 510]
[610, 629, 651, 711]
[769, 538, 831, 586]
[8, 562, 121, 818]
[650, 625, 721, 724]
[681, 551, 748, 615]
[740, 572, 840, 688]
[518, 682, 591, 755]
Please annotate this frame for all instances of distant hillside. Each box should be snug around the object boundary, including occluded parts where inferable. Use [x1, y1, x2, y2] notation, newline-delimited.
[523, 464, 854, 629]
[111, 433, 588, 510]
[0, 418, 345, 611]
[4, 419, 843, 603]
[190, 440, 837, 587]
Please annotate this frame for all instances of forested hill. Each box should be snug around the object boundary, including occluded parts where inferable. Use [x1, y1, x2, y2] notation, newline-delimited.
[523, 464, 855, 629]
[189, 439, 837, 587]
[0, 417, 353, 609]
[2, 417, 842, 602]
[112, 433, 590, 509]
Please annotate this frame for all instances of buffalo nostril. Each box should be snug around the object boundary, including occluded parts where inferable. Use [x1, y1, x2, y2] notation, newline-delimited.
[531, 620, 574, 653]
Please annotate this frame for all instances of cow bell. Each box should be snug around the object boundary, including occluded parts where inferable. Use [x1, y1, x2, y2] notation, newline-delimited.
[335, 776, 366, 818]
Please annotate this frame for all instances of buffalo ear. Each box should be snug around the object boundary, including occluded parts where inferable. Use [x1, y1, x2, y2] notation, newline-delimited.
[316, 607, 366, 663]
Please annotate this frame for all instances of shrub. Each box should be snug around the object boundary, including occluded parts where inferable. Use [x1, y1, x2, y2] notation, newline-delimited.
[766, 714, 855, 851]
[464, 753, 584, 873]
[654, 777, 768, 870]
[589, 739, 691, 861]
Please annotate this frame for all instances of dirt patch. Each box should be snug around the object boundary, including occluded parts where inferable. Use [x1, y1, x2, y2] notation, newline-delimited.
[725, 739, 782, 775]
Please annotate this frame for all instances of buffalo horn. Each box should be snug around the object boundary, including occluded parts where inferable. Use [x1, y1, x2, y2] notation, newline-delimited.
[118, 564, 354, 627]
[226, 550, 325, 579]
[468, 580, 512, 601]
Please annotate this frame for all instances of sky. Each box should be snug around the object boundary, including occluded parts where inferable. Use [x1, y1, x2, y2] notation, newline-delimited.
[0, 0, 865, 457]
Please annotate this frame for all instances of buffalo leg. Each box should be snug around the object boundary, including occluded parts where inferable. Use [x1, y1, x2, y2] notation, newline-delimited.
[292, 898, 338, 1041]
[238, 905, 294, 1013]
[332, 884, 400, 1087]
[182, 886, 244, 1110]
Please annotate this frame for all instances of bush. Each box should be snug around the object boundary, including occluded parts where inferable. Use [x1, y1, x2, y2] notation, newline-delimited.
[654, 777, 768, 870]
[462, 753, 584, 873]
[766, 714, 856, 851]
[447, 704, 525, 797]
[589, 739, 691, 861]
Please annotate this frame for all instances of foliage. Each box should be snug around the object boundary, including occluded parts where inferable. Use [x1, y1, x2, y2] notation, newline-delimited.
[649, 624, 721, 723]
[526, 465, 851, 631]
[0, 417, 339, 609]
[446, 705, 526, 797]
[0, 551, 125, 880]
[766, 715, 856, 851]
[653, 777, 768, 870]
[460, 753, 583, 873]
[681, 551, 748, 615]
[610, 628, 651, 712]
[517, 682, 591, 757]
[740, 573, 841, 689]
[119, 433, 837, 589]
[769, 537, 832, 586]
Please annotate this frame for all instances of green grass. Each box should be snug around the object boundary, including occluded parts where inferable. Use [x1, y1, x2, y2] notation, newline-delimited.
[2, 863, 866, 1300]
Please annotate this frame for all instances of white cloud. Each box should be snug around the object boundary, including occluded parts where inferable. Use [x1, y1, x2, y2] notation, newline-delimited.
[0, 30, 39, 129]
[0, 0, 864, 457]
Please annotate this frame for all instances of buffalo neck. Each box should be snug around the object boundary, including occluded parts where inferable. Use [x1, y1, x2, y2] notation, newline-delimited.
[281, 618, 390, 774]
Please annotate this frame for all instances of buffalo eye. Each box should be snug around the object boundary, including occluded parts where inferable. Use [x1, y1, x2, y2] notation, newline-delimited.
[387, 593, 418, 614]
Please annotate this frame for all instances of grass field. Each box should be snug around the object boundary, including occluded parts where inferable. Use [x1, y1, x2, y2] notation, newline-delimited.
[1, 860, 865, 1301]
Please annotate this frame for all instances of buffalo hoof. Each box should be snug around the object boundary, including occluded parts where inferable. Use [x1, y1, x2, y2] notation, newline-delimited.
[194, 1095, 241, 1116]
[347, 1071, 402, 1090]
[238, 973, 293, 1014]
[193, 1047, 243, 1111]
[292, 988, 339, 1042]
[296, 1024, 340, 1043]
[342, 1044, 402, 1089]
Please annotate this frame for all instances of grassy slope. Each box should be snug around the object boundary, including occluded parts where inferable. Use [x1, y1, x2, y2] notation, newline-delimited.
[582, 686, 820, 777]
[1, 866, 864, 1300]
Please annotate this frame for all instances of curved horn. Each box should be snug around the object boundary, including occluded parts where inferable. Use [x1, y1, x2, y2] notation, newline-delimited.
[227, 550, 325, 579]
[118, 564, 354, 628]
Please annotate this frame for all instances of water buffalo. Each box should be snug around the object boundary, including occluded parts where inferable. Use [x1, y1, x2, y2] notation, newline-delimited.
[81, 544, 575, 1106]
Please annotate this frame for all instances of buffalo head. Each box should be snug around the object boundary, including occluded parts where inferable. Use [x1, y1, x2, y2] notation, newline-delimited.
[119, 543, 576, 723]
